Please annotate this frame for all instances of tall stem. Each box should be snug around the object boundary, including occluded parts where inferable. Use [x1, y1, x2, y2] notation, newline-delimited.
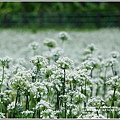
[63, 69, 65, 95]
[0, 66, 5, 92]
[111, 64, 116, 76]
[90, 67, 94, 78]
[84, 79, 87, 108]
[56, 89, 60, 118]
[63, 69, 66, 118]
[111, 87, 116, 107]
[13, 88, 19, 118]
[26, 93, 29, 110]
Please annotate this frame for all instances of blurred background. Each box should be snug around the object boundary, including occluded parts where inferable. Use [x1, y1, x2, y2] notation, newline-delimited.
[0, 2, 120, 29]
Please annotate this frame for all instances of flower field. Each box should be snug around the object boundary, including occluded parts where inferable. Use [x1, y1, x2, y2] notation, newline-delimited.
[0, 28, 120, 118]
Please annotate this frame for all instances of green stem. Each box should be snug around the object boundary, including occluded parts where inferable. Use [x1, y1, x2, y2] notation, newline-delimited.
[13, 88, 19, 118]
[96, 84, 100, 96]
[56, 89, 60, 118]
[90, 67, 94, 78]
[26, 93, 29, 110]
[111, 87, 116, 107]
[0, 66, 5, 92]
[69, 82, 72, 118]
[63, 69, 66, 118]
[111, 64, 115, 76]
[63, 69, 65, 95]
[84, 79, 87, 108]
[103, 67, 107, 99]
[90, 85, 93, 97]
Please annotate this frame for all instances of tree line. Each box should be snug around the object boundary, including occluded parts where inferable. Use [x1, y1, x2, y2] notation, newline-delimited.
[0, 2, 120, 14]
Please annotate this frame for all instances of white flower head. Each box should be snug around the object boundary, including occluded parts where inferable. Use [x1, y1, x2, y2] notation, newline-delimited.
[21, 110, 34, 115]
[0, 112, 5, 118]
[0, 56, 11, 67]
[51, 47, 64, 61]
[110, 51, 119, 58]
[7, 101, 15, 110]
[86, 43, 97, 53]
[56, 57, 74, 69]
[29, 41, 38, 50]
[58, 31, 69, 41]
[44, 38, 57, 48]
[30, 55, 48, 70]
[87, 96, 105, 107]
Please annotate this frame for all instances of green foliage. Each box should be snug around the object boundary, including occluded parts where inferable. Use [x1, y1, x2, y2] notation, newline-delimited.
[0, 2, 119, 14]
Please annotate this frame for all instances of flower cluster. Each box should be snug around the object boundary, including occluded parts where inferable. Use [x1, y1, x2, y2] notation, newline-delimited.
[44, 38, 57, 48]
[58, 31, 69, 41]
[29, 41, 38, 50]
[56, 57, 74, 69]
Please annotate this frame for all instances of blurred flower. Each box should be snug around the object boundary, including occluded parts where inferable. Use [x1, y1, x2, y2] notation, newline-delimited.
[0, 92, 11, 103]
[0, 56, 11, 68]
[78, 111, 106, 118]
[58, 31, 69, 41]
[44, 38, 57, 48]
[87, 96, 105, 107]
[35, 100, 52, 110]
[110, 51, 119, 58]
[21, 110, 34, 115]
[29, 41, 38, 50]
[86, 43, 97, 53]
[0, 112, 5, 118]
[41, 109, 56, 118]
[30, 55, 48, 70]
[106, 75, 119, 87]
[51, 47, 64, 61]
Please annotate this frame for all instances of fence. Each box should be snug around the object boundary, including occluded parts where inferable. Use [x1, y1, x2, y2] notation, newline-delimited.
[0, 12, 120, 28]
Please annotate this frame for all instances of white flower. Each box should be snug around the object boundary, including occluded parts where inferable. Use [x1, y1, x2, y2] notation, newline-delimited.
[17, 58, 26, 65]
[105, 90, 120, 101]
[21, 110, 34, 115]
[41, 109, 56, 118]
[7, 101, 15, 110]
[56, 57, 74, 69]
[0, 56, 11, 67]
[90, 78, 103, 86]
[86, 43, 97, 53]
[110, 51, 119, 58]
[44, 38, 57, 48]
[106, 75, 119, 86]
[43, 51, 53, 59]
[41, 64, 57, 79]
[10, 70, 32, 91]
[51, 47, 64, 61]
[11, 65, 26, 74]
[0, 92, 10, 103]
[30, 55, 48, 70]
[29, 41, 38, 50]
[0, 112, 5, 118]
[58, 31, 69, 41]
[102, 58, 118, 67]
[87, 96, 105, 107]
[78, 111, 106, 118]
[35, 100, 52, 110]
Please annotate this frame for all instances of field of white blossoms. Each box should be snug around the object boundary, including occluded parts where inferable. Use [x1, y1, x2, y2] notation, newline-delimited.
[0, 28, 120, 118]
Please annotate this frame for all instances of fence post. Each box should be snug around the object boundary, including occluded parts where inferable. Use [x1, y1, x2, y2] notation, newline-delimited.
[22, 12, 27, 26]
[58, 13, 62, 27]
[4, 13, 9, 27]
[96, 13, 101, 28]
[118, 12, 120, 27]
[39, 12, 44, 27]
[77, 13, 82, 28]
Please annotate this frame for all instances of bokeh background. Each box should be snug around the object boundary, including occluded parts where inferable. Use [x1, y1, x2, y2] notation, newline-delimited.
[0, 2, 120, 29]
